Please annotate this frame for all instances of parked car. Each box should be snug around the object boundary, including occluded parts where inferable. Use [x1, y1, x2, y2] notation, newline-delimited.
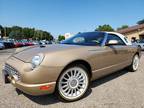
[39, 40, 47, 45]
[14, 40, 24, 48]
[21, 40, 34, 46]
[32, 41, 39, 45]
[2, 40, 15, 48]
[47, 41, 53, 44]
[26, 41, 34, 46]
[0, 42, 5, 49]
[132, 40, 144, 50]
[27, 41, 34, 46]
[2, 31, 141, 102]
[39, 40, 52, 45]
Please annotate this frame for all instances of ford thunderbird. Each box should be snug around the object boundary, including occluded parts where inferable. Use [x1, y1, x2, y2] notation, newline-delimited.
[2, 31, 141, 101]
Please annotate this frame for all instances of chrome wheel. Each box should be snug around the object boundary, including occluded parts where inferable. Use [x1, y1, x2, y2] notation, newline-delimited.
[132, 55, 139, 71]
[58, 66, 89, 101]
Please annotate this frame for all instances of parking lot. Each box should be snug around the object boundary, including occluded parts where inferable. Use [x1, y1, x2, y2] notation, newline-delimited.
[0, 48, 144, 108]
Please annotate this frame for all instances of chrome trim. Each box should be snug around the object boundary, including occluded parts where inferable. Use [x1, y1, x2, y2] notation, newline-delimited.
[4, 64, 20, 80]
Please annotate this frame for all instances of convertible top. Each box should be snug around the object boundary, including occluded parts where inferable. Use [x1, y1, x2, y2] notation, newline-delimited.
[106, 32, 132, 46]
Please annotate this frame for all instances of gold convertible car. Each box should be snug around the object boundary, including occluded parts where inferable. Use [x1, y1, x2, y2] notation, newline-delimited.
[2, 31, 141, 101]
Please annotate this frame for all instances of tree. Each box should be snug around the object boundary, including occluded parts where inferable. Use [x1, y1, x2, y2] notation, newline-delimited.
[0, 25, 54, 40]
[0, 25, 3, 30]
[117, 25, 129, 30]
[0, 25, 4, 38]
[23, 27, 35, 39]
[95, 24, 114, 31]
[137, 19, 144, 25]
[34, 30, 43, 40]
[9, 26, 23, 39]
[5, 27, 12, 37]
[58, 35, 65, 41]
[23, 27, 31, 39]
[43, 31, 53, 41]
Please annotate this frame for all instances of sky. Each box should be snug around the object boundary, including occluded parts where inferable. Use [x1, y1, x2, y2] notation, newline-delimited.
[0, 0, 144, 37]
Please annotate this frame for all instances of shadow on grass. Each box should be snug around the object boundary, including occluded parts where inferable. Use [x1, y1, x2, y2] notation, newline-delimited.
[15, 69, 129, 105]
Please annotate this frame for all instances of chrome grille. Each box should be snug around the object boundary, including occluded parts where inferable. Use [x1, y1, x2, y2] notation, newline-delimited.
[5, 64, 20, 80]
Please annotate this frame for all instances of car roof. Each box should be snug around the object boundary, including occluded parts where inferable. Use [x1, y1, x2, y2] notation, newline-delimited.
[82, 31, 132, 45]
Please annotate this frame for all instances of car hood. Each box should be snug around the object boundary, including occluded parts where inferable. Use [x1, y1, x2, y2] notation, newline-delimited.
[12, 44, 86, 62]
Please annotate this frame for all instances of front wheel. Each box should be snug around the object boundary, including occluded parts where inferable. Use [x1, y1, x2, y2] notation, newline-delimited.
[128, 54, 140, 72]
[57, 65, 89, 102]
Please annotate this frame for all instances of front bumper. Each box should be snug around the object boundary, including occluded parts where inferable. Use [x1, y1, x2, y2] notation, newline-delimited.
[2, 69, 56, 96]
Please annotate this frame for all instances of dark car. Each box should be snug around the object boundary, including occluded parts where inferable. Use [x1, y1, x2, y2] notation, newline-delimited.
[0, 40, 15, 48]
[0, 42, 5, 49]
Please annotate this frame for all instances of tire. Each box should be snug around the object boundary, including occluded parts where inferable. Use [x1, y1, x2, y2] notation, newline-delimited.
[128, 54, 140, 72]
[56, 64, 90, 102]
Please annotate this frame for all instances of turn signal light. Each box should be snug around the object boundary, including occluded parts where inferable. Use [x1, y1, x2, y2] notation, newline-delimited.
[40, 85, 51, 90]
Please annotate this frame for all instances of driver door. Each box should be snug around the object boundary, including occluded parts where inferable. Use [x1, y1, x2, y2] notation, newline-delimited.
[91, 33, 131, 79]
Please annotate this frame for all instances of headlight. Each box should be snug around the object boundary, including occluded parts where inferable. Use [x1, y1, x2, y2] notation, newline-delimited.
[32, 54, 44, 69]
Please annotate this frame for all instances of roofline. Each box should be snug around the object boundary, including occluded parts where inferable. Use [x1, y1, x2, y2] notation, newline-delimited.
[117, 24, 144, 34]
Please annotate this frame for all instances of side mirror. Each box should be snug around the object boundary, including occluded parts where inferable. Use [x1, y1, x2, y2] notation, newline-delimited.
[106, 40, 119, 45]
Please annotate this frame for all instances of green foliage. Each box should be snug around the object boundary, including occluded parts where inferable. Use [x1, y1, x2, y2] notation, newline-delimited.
[23, 27, 35, 39]
[0, 25, 53, 40]
[117, 25, 129, 30]
[34, 30, 53, 40]
[9, 26, 23, 39]
[5, 27, 12, 37]
[0, 25, 5, 38]
[0, 25, 3, 30]
[58, 35, 65, 41]
[95, 24, 114, 31]
[137, 19, 144, 25]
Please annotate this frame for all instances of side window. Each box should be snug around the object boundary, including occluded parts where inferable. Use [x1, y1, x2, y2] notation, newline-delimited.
[106, 34, 126, 45]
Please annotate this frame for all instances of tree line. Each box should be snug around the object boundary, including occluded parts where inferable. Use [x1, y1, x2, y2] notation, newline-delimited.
[1, 19, 144, 41]
[0, 25, 53, 40]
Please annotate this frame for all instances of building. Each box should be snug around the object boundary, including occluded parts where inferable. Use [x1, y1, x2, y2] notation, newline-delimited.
[117, 24, 144, 41]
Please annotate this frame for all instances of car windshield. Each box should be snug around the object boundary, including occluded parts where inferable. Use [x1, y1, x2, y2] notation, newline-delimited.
[61, 32, 105, 46]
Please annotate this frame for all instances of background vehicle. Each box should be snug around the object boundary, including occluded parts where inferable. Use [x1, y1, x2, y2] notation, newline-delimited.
[39, 40, 53, 45]
[2, 40, 15, 48]
[14, 40, 24, 48]
[0, 42, 5, 49]
[132, 40, 144, 50]
[32, 41, 39, 45]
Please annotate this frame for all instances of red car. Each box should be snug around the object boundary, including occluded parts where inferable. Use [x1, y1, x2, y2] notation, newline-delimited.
[14, 40, 23, 48]
[23, 41, 34, 46]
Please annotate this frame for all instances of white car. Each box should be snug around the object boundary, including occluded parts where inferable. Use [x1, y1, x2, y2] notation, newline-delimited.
[133, 40, 144, 50]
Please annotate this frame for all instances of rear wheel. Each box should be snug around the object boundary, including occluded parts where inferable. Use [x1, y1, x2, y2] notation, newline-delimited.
[57, 65, 89, 102]
[128, 54, 139, 72]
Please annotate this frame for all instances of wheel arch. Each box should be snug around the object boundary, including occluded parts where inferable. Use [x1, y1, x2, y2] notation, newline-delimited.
[55, 59, 92, 101]
[135, 50, 141, 58]
[56, 59, 92, 85]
